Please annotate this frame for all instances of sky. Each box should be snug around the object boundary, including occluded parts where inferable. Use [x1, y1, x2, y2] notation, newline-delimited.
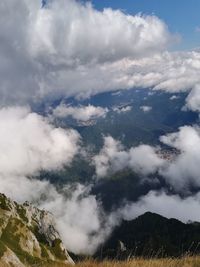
[90, 0, 200, 50]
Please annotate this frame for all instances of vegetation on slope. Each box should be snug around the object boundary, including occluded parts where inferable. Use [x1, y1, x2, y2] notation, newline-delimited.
[20, 257, 200, 267]
[0, 193, 73, 267]
[96, 212, 200, 260]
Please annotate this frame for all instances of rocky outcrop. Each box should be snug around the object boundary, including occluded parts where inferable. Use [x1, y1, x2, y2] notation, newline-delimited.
[0, 193, 74, 267]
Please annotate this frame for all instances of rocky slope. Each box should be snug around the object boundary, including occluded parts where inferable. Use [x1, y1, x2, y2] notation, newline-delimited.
[0, 193, 74, 267]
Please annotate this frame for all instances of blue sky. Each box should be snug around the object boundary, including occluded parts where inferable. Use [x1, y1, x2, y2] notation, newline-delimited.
[90, 0, 200, 50]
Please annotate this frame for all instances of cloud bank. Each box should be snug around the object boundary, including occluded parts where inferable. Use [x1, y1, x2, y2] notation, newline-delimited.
[0, 0, 174, 104]
[1, 0, 200, 111]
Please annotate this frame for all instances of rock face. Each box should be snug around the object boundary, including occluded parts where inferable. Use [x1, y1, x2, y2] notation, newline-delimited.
[0, 193, 74, 267]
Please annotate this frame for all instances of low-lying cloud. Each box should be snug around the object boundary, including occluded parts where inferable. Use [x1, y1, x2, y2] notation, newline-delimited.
[1, 107, 200, 255]
[0, 106, 80, 176]
[160, 126, 200, 191]
[119, 191, 200, 223]
[112, 106, 132, 114]
[53, 104, 108, 121]
[93, 128, 200, 194]
[0, 174, 113, 255]
[0, 106, 109, 255]
[185, 85, 200, 112]
[140, 105, 152, 112]
[93, 136, 164, 178]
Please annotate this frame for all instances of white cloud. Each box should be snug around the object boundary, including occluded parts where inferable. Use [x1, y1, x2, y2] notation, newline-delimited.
[120, 191, 200, 223]
[113, 105, 132, 114]
[185, 85, 200, 112]
[1, 109, 200, 255]
[160, 126, 200, 191]
[112, 51, 200, 95]
[93, 136, 164, 177]
[1, 0, 200, 110]
[170, 95, 179, 100]
[140, 105, 152, 112]
[0, 0, 174, 104]
[128, 145, 164, 175]
[2, 0, 200, 255]
[93, 126, 200, 193]
[0, 106, 112, 255]
[53, 104, 108, 121]
[40, 184, 115, 255]
[31, 0, 171, 64]
[93, 136, 129, 177]
[0, 106, 80, 176]
[0, 174, 113, 255]
[40, 50, 200, 102]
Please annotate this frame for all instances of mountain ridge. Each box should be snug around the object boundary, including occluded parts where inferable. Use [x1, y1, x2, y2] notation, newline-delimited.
[96, 211, 200, 260]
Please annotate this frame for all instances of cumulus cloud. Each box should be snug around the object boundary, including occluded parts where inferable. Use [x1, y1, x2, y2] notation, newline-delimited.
[0, 0, 174, 104]
[185, 85, 200, 112]
[1, 0, 200, 108]
[1, 0, 200, 109]
[93, 136, 164, 177]
[0, 106, 80, 176]
[32, 0, 171, 64]
[140, 105, 152, 112]
[53, 104, 108, 121]
[128, 145, 164, 175]
[160, 126, 200, 191]
[113, 105, 132, 114]
[93, 137, 129, 177]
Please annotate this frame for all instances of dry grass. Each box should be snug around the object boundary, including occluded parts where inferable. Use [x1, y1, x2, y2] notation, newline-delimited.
[40, 257, 200, 267]
[1, 257, 200, 267]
